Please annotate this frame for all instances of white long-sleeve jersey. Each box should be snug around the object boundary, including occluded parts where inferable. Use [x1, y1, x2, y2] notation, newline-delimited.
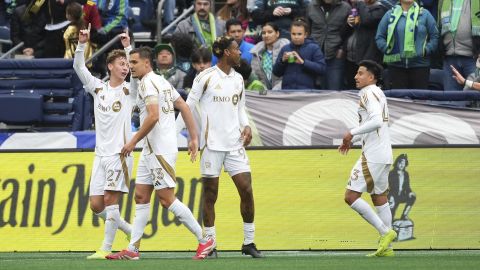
[73, 43, 136, 156]
[137, 71, 180, 155]
[350, 84, 393, 164]
[186, 66, 249, 151]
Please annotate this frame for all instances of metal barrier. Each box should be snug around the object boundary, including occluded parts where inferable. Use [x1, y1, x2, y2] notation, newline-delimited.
[85, 35, 121, 65]
[157, 5, 194, 43]
[0, 42, 24, 60]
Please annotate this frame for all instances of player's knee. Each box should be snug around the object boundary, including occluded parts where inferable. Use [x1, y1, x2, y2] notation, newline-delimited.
[134, 193, 150, 204]
[344, 195, 356, 206]
[239, 185, 253, 199]
[89, 203, 103, 214]
[159, 197, 174, 208]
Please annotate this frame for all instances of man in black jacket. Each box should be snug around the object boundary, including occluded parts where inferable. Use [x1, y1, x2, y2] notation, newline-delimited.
[344, 0, 388, 89]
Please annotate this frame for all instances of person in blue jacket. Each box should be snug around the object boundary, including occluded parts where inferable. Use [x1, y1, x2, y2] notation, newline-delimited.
[273, 18, 326, 90]
[375, 0, 438, 89]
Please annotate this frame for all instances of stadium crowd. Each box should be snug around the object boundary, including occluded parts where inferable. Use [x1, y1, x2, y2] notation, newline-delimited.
[0, 0, 479, 92]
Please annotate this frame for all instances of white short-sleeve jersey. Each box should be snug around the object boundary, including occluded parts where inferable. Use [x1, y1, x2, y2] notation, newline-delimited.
[356, 84, 393, 164]
[137, 71, 180, 155]
[186, 66, 249, 151]
[73, 43, 136, 156]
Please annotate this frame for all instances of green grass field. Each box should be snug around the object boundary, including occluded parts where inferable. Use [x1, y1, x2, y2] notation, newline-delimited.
[1, 250, 479, 270]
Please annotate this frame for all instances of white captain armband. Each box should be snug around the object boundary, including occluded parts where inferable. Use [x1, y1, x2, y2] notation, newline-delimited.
[145, 96, 159, 105]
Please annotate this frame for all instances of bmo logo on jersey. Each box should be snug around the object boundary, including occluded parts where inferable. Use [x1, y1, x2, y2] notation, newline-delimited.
[213, 94, 240, 105]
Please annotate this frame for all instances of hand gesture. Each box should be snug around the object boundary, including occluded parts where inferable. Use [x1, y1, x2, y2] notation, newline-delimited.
[121, 140, 135, 156]
[273, 6, 284, 16]
[338, 131, 353, 155]
[188, 137, 198, 162]
[241, 126, 253, 147]
[291, 51, 304, 64]
[79, 23, 91, 44]
[120, 29, 131, 48]
[347, 15, 355, 27]
[450, 65, 465, 86]
[282, 52, 290, 62]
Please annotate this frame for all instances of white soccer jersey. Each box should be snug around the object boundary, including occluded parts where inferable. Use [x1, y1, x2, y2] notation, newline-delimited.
[186, 66, 249, 151]
[351, 84, 393, 164]
[137, 71, 180, 155]
[73, 43, 136, 156]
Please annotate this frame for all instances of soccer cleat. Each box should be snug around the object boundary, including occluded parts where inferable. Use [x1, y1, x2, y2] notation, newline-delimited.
[105, 249, 140, 260]
[208, 248, 218, 259]
[376, 230, 397, 255]
[241, 243, 265, 258]
[366, 248, 395, 257]
[193, 238, 216, 260]
[86, 250, 110, 260]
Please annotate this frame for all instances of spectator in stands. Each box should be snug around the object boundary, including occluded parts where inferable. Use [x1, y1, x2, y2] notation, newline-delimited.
[307, 0, 351, 90]
[273, 18, 326, 90]
[345, 0, 388, 90]
[81, 0, 102, 31]
[222, 18, 254, 64]
[174, 0, 225, 49]
[251, 0, 306, 39]
[451, 58, 480, 91]
[217, 0, 250, 29]
[163, 0, 176, 26]
[96, 0, 129, 45]
[170, 32, 196, 78]
[234, 58, 268, 93]
[439, 0, 480, 91]
[0, 0, 15, 24]
[154, 43, 186, 90]
[376, 0, 438, 89]
[183, 46, 212, 91]
[64, 2, 95, 61]
[43, 0, 71, 58]
[10, 0, 47, 58]
[250, 22, 289, 90]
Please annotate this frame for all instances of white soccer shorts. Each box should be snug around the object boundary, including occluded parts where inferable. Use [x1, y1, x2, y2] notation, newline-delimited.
[346, 154, 390, 195]
[136, 151, 177, 190]
[89, 154, 132, 196]
[200, 147, 251, 178]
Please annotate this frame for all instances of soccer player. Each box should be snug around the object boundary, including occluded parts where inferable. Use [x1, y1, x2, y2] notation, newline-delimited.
[106, 46, 215, 260]
[73, 26, 135, 259]
[186, 36, 264, 258]
[338, 60, 397, 257]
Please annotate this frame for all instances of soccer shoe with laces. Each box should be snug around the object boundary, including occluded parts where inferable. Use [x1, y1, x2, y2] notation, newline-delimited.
[366, 248, 395, 257]
[193, 238, 216, 260]
[376, 230, 397, 254]
[86, 250, 110, 260]
[241, 243, 265, 258]
[105, 249, 140, 260]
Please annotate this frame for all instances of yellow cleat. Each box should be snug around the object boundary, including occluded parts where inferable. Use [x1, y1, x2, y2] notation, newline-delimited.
[366, 248, 395, 257]
[86, 250, 110, 260]
[376, 230, 397, 254]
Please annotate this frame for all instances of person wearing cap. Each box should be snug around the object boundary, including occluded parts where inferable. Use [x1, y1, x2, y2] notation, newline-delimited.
[154, 43, 186, 90]
[186, 36, 264, 258]
[174, 0, 225, 49]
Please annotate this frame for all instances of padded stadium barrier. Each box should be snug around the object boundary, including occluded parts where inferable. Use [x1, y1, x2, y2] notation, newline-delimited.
[0, 147, 478, 251]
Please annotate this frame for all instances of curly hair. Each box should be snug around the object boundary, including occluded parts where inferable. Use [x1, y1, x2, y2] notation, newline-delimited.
[212, 36, 235, 58]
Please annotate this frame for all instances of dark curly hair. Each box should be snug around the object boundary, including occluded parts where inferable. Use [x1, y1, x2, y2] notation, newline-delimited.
[212, 36, 235, 58]
[170, 32, 195, 59]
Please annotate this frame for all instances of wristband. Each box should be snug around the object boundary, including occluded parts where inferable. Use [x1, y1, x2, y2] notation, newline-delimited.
[465, 80, 474, 89]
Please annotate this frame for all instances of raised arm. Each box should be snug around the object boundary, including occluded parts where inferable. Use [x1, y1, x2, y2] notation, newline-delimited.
[73, 24, 100, 94]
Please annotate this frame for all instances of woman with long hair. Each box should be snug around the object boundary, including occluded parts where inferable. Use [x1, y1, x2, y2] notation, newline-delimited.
[250, 22, 289, 89]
